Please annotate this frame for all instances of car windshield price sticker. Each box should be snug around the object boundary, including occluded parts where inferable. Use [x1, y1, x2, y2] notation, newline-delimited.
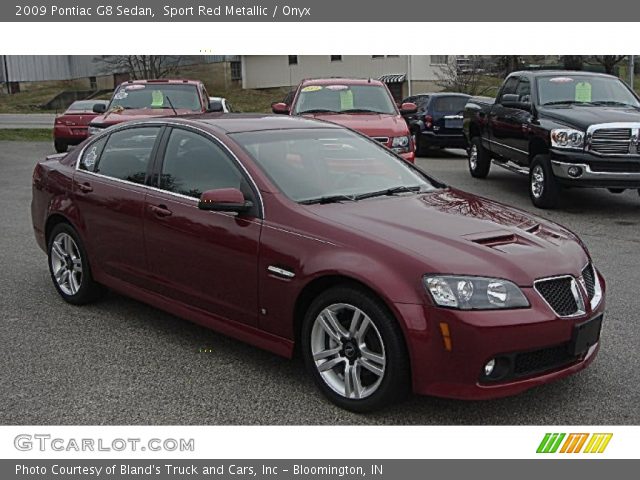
[575, 82, 592, 102]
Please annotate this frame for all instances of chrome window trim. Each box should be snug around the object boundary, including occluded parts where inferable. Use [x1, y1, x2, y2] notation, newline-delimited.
[74, 120, 265, 219]
[533, 274, 586, 318]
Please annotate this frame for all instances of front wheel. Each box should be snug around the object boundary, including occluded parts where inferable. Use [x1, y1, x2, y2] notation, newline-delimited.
[48, 223, 103, 304]
[301, 286, 410, 412]
[468, 137, 491, 178]
[529, 154, 559, 209]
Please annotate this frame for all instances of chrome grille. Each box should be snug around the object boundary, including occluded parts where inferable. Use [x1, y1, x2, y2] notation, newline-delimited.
[590, 128, 632, 155]
[534, 276, 583, 317]
[373, 137, 389, 144]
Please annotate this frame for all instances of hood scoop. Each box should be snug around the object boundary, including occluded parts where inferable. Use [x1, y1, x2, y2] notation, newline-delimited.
[464, 229, 538, 252]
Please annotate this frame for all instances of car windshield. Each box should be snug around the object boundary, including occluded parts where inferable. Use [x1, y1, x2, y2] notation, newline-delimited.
[230, 128, 435, 203]
[537, 75, 640, 107]
[109, 83, 201, 111]
[293, 84, 397, 115]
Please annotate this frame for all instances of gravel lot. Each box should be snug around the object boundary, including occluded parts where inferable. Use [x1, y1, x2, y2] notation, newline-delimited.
[1, 141, 638, 425]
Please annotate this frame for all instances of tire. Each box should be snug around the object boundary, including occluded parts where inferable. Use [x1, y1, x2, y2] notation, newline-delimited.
[529, 154, 560, 209]
[47, 223, 104, 304]
[415, 132, 430, 157]
[301, 285, 410, 412]
[468, 137, 491, 178]
[54, 140, 68, 153]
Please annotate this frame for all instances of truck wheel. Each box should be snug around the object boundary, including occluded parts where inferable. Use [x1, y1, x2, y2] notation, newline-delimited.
[468, 137, 490, 178]
[54, 140, 68, 153]
[529, 155, 559, 209]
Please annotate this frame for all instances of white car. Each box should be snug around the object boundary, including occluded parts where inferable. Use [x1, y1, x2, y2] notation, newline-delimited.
[208, 97, 234, 113]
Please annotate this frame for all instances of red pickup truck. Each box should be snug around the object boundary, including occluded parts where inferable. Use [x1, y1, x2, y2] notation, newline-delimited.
[272, 78, 417, 162]
[88, 79, 221, 136]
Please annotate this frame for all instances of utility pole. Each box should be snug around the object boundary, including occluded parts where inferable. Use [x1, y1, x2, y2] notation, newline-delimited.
[629, 55, 635, 90]
[407, 55, 413, 97]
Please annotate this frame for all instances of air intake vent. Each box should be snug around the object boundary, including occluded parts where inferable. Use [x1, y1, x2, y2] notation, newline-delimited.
[534, 276, 583, 317]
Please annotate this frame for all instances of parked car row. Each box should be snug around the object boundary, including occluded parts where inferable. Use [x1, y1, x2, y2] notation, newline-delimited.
[34, 73, 607, 411]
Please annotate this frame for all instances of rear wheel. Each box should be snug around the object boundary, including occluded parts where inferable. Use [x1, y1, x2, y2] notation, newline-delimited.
[468, 137, 491, 178]
[529, 154, 559, 209]
[54, 140, 68, 153]
[301, 286, 410, 412]
[48, 223, 103, 304]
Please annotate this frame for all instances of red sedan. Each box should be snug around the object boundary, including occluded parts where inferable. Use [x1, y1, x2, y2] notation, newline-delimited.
[31, 114, 605, 412]
[53, 100, 108, 153]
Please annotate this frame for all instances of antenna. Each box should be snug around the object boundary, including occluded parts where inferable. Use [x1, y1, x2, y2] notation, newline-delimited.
[164, 95, 178, 116]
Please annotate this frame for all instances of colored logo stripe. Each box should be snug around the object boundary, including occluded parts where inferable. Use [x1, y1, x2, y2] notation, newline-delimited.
[537, 433, 612, 453]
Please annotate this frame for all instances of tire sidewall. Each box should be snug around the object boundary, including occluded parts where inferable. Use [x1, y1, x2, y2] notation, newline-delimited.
[469, 137, 490, 178]
[301, 286, 409, 412]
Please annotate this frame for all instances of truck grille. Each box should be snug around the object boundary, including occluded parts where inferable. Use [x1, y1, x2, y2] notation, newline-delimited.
[534, 276, 582, 317]
[588, 125, 640, 156]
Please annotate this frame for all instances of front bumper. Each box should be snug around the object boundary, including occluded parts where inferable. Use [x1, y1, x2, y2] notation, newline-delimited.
[395, 275, 606, 400]
[400, 151, 416, 163]
[550, 149, 640, 188]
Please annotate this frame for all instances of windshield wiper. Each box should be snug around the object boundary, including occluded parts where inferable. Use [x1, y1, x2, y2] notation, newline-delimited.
[299, 109, 340, 114]
[340, 108, 385, 114]
[354, 185, 424, 200]
[589, 100, 638, 107]
[298, 194, 357, 205]
[542, 100, 590, 106]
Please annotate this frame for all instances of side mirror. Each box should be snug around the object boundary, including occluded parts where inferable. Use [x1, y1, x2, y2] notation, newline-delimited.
[271, 102, 290, 114]
[198, 188, 253, 214]
[400, 102, 418, 114]
[93, 103, 107, 114]
[501, 94, 531, 112]
[208, 99, 224, 113]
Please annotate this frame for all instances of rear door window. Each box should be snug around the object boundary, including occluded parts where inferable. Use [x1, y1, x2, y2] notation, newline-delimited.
[93, 127, 161, 184]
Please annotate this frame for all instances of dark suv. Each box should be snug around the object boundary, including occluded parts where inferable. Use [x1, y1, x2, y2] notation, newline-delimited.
[402, 93, 470, 155]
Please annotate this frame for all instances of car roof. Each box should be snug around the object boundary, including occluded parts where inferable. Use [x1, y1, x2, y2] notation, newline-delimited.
[509, 70, 616, 79]
[300, 77, 385, 87]
[139, 113, 343, 133]
[410, 92, 470, 97]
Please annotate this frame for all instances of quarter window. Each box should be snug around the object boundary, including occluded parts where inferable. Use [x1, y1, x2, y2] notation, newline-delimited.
[93, 127, 160, 184]
[79, 136, 107, 172]
[159, 129, 244, 199]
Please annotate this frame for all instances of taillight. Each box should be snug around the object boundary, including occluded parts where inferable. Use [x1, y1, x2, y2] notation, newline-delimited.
[424, 114, 433, 129]
[55, 118, 63, 125]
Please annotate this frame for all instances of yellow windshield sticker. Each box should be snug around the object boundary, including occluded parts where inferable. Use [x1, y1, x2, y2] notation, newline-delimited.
[151, 90, 164, 107]
[575, 82, 592, 102]
[301, 85, 323, 92]
[340, 90, 354, 110]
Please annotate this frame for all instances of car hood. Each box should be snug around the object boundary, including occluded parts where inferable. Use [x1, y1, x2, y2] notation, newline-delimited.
[90, 108, 194, 126]
[301, 112, 409, 138]
[306, 188, 588, 286]
[538, 105, 640, 130]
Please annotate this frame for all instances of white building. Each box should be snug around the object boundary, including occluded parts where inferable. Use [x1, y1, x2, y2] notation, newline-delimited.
[241, 55, 451, 100]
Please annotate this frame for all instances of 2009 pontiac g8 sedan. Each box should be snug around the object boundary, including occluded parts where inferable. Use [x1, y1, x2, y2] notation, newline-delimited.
[31, 114, 605, 412]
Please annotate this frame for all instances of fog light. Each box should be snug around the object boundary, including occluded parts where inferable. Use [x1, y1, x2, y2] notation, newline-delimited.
[567, 166, 583, 178]
[484, 359, 496, 377]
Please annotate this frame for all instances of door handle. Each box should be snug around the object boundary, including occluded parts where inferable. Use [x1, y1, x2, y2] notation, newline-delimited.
[77, 182, 93, 193]
[150, 204, 172, 217]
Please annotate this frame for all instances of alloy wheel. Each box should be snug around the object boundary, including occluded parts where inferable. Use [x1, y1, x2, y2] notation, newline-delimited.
[310, 303, 386, 400]
[531, 165, 545, 199]
[50, 232, 83, 296]
[469, 144, 478, 171]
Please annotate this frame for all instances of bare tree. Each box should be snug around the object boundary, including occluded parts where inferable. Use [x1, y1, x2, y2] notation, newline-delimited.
[97, 55, 184, 80]
[562, 55, 585, 71]
[496, 56, 523, 77]
[434, 56, 484, 95]
[588, 55, 627, 75]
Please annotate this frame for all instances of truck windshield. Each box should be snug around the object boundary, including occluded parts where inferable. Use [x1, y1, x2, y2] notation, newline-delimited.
[230, 128, 434, 203]
[109, 83, 201, 111]
[537, 75, 640, 108]
[294, 84, 397, 115]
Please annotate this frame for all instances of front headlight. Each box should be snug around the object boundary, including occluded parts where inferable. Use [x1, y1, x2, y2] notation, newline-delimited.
[423, 275, 530, 310]
[391, 135, 411, 153]
[550, 128, 584, 149]
[88, 126, 104, 136]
